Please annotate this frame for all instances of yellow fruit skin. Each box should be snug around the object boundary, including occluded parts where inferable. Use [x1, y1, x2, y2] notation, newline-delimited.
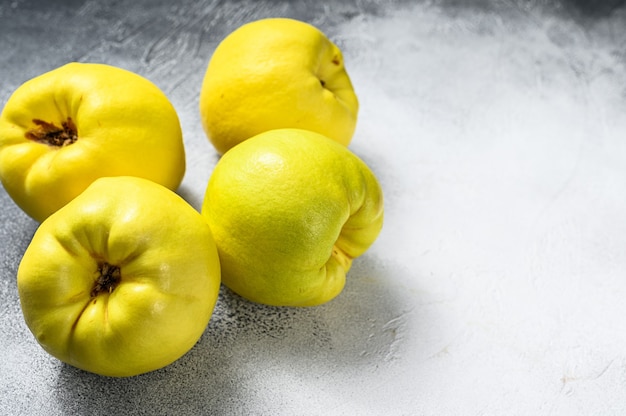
[0, 62, 185, 222]
[201, 129, 383, 307]
[199, 18, 359, 154]
[17, 177, 221, 377]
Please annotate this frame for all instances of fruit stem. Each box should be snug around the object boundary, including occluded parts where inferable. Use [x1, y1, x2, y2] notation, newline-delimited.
[91, 262, 121, 297]
[25, 117, 78, 147]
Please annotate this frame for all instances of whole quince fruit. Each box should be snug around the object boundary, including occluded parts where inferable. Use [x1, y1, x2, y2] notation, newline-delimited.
[199, 18, 359, 154]
[0, 62, 185, 222]
[17, 176, 221, 377]
[201, 129, 383, 307]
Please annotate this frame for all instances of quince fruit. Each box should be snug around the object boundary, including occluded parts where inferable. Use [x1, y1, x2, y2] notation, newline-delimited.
[0, 62, 185, 222]
[201, 129, 383, 307]
[17, 176, 220, 377]
[199, 18, 359, 154]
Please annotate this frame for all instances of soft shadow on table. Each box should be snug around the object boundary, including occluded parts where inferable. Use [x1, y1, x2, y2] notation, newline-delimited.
[560, 0, 624, 17]
[437, 0, 625, 17]
[52, 253, 418, 414]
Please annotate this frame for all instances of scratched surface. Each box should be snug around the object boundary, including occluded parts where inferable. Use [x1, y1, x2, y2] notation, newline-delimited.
[1, 0, 626, 414]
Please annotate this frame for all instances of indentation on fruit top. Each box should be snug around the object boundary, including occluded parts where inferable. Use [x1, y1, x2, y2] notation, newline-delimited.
[331, 55, 340, 66]
[320, 79, 326, 87]
[25, 117, 78, 147]
[91, 262, 121, 298]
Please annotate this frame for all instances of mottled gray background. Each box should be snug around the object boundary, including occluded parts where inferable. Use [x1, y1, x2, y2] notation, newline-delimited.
[2, 0, 626, 415]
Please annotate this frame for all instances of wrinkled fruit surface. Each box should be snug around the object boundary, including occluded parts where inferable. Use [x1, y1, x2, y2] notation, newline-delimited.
[202, 128, 383, 307]
[0, 62, 185, 222]
[18, 176, 221, 377]
[199, 18, 359, 154]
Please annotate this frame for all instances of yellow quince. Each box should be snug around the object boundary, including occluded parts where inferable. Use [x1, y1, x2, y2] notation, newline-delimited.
[17, 176, 221, 377]
[201, 129, 383, 307]
[0, 62, 185, 222]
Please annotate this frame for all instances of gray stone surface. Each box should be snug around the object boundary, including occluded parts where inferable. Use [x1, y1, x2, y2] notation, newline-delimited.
[2, 0, 626, 414]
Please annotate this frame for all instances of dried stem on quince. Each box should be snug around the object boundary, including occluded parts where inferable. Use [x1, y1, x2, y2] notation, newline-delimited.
[91, 262, 122, 298]
[25, 118, 78, 147]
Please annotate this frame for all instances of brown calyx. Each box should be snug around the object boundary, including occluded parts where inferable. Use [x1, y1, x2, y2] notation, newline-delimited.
[25, 117, 78, 147]
[91, 262, 122, 298]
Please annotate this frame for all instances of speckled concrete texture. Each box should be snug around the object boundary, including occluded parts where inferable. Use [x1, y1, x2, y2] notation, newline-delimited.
[2, 0, 626, 414]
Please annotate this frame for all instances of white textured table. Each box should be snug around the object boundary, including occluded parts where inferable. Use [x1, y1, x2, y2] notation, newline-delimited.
[1, 0, 626, 414]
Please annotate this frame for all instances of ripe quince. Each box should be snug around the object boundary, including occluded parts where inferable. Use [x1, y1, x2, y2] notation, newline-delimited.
[0, 62, 185, 222]
[17, 176, 221, 377]
[199, 18, 359, 154]
[201, 129, 383, 307]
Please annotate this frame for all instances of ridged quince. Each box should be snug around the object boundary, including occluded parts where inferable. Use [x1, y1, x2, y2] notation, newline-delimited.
[201, 129, 383, 307]
[199, 18, 359, 154]
[0, 62, 185, 222]
[17, 176, 220, 377]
